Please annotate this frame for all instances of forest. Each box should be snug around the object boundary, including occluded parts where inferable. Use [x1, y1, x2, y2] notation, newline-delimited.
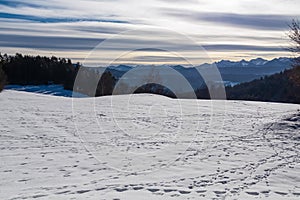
[0, 53, 116, 96]
[226, 65, 300, 104]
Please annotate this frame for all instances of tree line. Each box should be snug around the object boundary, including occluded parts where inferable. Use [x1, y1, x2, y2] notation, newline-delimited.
[0, 53, 117, 96]
[226, 66, 300, 103]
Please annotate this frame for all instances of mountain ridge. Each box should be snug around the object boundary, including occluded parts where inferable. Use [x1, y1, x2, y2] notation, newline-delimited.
[105, 57, 295, 70]
[104, 57, 295, 89]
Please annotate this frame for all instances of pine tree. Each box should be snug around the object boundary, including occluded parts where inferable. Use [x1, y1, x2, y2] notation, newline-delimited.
[0, 62, 6, 92]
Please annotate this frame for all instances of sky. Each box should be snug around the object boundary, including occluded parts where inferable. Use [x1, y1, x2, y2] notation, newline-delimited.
[0, 0, 299, 66]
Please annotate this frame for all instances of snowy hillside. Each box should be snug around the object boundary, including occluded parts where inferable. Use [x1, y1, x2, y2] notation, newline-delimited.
[4, 85, 87, 98]
[0, 90, 299, 200]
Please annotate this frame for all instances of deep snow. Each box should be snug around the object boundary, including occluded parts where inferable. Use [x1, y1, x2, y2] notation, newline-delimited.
[0, 90, 299, 200]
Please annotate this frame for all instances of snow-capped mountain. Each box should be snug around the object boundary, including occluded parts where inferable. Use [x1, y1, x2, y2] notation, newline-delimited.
[249, 58, 268, 65]
[200, 57, 293, 68]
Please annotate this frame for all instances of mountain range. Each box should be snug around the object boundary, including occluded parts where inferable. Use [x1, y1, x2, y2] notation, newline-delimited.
[104, 57, 295, 90]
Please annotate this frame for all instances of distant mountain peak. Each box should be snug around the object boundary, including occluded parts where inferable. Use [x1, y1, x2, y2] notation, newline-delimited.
[204, 57, 294, 68]
[107, 64, 133, 71]
[249, 58, 268, 65]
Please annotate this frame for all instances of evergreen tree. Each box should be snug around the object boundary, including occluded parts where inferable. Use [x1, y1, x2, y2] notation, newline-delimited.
[0, 61, 6, 92]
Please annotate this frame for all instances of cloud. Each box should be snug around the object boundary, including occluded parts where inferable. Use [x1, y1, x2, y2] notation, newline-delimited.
[0, 0, 45, 9]
[202, 44, 285, 52]
[117, 55, 185, 62]
[0, 34, 104, 50]
[164, 10, 298, 30]
[0, 32, 199, 52]
[70, 26, 124, 34]
[0, 0, 297, 64]
[0, 12, 130, 24]
[158, 0, 199, 3]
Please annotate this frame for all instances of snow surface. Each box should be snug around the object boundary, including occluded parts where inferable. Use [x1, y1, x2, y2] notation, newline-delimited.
[0, 90, 299, 200]
[5, 85, 87, 98]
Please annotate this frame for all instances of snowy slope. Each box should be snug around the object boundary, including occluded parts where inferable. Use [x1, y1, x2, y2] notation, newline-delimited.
[0, 90, 299, 200]
[5, 85, 87, 98]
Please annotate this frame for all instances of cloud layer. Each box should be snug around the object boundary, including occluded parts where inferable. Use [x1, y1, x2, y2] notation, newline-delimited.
[0, 0, 298, 65]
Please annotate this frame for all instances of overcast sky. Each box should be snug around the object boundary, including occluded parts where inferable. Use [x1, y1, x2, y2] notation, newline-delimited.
[0, 0, 299, 66]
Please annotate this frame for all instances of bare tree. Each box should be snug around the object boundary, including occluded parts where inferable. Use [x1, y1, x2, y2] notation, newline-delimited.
[287, 20, 300, 88]
[288, 20, 300, 65]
